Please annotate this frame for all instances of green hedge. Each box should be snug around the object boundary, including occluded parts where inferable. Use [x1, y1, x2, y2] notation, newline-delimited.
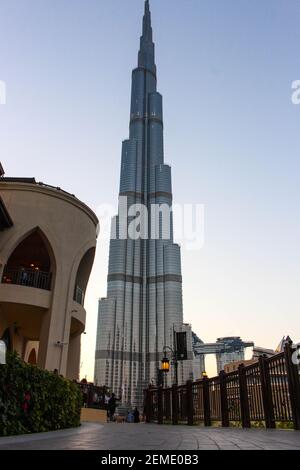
[0, 352, 82, 436]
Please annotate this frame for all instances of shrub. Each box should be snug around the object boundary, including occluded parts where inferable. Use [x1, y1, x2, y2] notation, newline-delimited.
[0, 352, 82, 436]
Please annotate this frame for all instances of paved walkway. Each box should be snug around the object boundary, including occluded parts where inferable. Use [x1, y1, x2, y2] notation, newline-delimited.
[0, 423, 300, 450]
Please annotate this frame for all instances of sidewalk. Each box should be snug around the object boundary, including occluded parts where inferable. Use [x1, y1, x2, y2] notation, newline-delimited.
[0, 423, 300, 450]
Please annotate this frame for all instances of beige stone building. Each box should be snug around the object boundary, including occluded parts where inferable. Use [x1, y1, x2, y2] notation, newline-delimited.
[0, 165, 98, 379]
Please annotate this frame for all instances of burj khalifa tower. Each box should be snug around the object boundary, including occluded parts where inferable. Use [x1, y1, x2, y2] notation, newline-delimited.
[95, 1, 193, 406]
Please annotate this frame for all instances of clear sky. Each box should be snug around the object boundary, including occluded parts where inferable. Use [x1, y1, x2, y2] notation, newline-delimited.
[1, 0, 300, 379]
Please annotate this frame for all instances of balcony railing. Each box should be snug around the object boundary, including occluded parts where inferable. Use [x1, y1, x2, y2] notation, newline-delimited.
[74, 285, 85, 306]
[1, 267, 52, 291]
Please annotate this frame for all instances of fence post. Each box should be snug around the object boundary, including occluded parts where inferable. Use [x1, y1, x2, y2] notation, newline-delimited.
[203, 376, 211, 426]
[172, 384, 179, 425]
[219, 371, 229, 427]
[258, 356, 275, 429]
[143, 389, 147, 422]
[87, 385, 93, 408]
[165, 389, 171, 421]
[158, 387, 163, 424]
[284, 342, 300, 430]
[145, 389, 152, 423]
[238, 364, 251, 428]
[186, 380, 194, 426]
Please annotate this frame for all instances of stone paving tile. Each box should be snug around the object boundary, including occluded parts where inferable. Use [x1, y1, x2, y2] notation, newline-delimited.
[0, 423, 300, 450]
[218, 446, 239, 450]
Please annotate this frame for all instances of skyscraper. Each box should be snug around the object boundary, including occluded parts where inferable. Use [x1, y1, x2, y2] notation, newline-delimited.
[95, 0, 193, 406]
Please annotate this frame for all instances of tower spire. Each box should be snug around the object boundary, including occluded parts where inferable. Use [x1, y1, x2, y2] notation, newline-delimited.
[142, 0, 152, 42]
[138, 0, 156, 74]
[144, 0, 150, 24]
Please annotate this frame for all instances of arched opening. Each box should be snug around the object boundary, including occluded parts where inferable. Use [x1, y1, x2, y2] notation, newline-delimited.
[27, 348, 37, 365]
[73, 247, 96, 306]
[2, 229, 54, 291]
[1, 328, 12, 352]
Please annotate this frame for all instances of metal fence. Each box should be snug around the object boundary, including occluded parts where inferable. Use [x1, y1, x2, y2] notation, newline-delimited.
[144, 342, 300, 429]
[2, 266, 52, 291]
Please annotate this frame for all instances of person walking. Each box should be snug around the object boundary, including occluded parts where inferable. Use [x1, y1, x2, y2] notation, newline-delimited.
[107, 393, 119, 422]
[104, 393, 110, 421]
[133, 407, 140, 423]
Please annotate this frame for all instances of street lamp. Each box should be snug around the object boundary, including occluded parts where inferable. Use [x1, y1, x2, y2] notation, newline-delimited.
[202, 371, 208, 379]
[161, 346, 178, 386]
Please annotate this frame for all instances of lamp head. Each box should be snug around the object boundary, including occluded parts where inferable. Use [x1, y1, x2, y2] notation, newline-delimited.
[161, 357, 170, 372]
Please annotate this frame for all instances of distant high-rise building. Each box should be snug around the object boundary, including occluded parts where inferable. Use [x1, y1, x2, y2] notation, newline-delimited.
[193, 335, 254, 374]
[94, 1, 193, 406]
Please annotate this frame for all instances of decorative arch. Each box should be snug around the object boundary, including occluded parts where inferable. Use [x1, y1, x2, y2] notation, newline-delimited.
[27, 348, 37, 365]
[2, 227, 56, 290]
[73, 247, 96, 306]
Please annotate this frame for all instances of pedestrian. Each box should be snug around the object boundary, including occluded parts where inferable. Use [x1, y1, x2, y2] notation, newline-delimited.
[133, 407, 140, 423]
[93, 391, 99, 408]
[104, 393, 110, 421]
[20, 267, 28, 285]
[107, 393, 119, 422]
[105, 393, 110, 407]
[126, 410, 134, 423]
[80, 379, 89, 408]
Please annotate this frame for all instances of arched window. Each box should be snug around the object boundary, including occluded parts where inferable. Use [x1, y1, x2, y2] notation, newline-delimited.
[73, 247, 96, 305]
[2, 229, 54, 290]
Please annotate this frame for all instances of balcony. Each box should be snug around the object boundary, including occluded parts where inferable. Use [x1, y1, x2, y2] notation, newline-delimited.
[2, 267, 52, 291]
